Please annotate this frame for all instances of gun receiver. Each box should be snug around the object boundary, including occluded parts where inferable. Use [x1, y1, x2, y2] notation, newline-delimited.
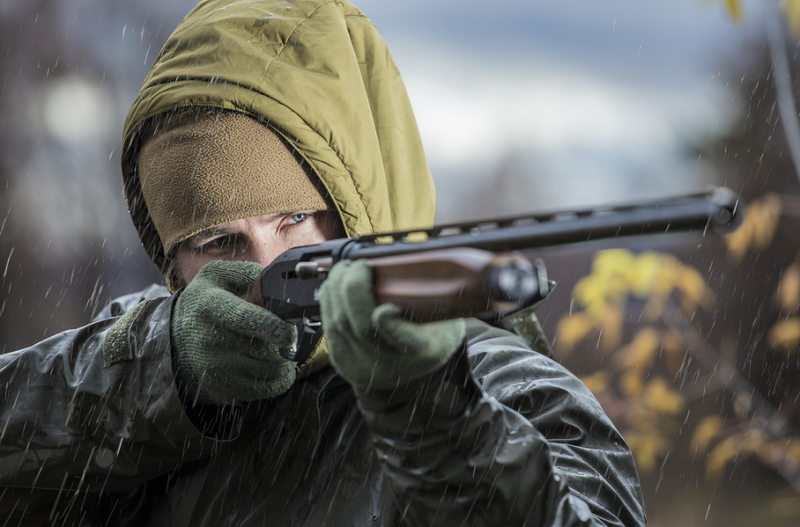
[248, 186, 744, 362]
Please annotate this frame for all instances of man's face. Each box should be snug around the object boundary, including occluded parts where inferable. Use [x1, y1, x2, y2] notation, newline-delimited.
[175, 210, 343, 284]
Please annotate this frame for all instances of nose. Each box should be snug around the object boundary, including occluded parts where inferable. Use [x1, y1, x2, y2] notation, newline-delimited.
[246, 236, 285, 269]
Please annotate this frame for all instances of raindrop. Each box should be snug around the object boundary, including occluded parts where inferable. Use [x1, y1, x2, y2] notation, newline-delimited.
[49, 473, 70, 522]
[95, 448, 116, 469]
[3, 246, 14, 280]
[0, 202, 11, 237]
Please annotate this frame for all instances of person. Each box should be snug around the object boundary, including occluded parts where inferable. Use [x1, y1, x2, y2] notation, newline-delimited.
[0, 0, 646, 525]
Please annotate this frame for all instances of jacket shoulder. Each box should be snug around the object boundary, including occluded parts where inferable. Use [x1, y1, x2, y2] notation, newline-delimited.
[94, 284, 170, 320]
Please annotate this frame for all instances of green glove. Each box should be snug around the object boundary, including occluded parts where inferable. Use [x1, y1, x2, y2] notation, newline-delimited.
[319, 259, 467, 392]
[171, 260, 297, 405]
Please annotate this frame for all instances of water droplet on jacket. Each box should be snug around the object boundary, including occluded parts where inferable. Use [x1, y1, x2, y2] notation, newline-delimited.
[95, 447, 116, 468]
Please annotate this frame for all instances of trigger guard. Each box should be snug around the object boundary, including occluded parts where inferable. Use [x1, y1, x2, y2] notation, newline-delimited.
[279, 322, 322, 363]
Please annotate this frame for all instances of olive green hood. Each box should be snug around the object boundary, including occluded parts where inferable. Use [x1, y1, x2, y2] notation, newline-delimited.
[121, 0, 436, 269]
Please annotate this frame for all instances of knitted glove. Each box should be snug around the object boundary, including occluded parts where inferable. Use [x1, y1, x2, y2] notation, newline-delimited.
[171, 260, 297, 405]
[319, 259, 466, 392]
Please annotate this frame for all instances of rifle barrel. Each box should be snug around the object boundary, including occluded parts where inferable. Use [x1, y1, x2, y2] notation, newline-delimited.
[341, 187, 742, 261]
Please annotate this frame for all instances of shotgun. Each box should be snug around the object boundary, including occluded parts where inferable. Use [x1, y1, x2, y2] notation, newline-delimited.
[248, 186, 744, 362]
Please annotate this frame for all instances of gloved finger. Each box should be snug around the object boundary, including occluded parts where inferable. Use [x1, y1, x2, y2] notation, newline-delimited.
[370, 303, 420, 353]
[320, 259, 377, 339]
[212, 292, 298, 347]
[372, 304, 467, 361]
[194, 260, 265, 296]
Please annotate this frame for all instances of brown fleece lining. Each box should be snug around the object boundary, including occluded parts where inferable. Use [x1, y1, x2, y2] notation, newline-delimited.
[138, 110, 331, 251]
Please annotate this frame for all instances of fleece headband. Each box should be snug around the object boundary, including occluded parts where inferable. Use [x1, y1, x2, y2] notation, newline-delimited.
[138, 110, 331, 252]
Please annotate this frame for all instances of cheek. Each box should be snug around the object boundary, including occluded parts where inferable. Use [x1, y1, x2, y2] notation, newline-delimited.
[275, 229, 326, 255]
[175, 251, 215, 284]
[287, 218, 338, 247]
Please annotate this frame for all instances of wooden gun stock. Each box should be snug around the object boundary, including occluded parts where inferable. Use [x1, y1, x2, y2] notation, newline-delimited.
[247, 248, 546, 323]
[370, 248, 546, 322]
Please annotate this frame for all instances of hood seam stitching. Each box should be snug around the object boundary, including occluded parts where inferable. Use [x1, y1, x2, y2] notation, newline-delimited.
[247, 0, 376, 237]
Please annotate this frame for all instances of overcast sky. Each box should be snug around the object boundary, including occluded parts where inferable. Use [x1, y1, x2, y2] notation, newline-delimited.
[351, 0, 771, 220]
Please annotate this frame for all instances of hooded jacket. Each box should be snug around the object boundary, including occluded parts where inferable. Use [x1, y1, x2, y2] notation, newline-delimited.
[122, 0, 436, 269]
[0, 1, 646, 525]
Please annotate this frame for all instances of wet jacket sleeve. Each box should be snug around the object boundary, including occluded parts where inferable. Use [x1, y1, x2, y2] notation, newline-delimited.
[355, 319, 646, 527]
[0, 287, 217, 502]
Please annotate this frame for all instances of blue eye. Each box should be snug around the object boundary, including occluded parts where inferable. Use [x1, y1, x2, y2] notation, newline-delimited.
[288, 213, 309, 224]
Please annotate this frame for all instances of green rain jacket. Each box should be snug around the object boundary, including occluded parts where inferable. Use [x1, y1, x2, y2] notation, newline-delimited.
[0, 1, 646, 525]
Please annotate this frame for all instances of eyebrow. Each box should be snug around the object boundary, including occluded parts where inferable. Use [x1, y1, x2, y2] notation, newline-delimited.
[185, 212, 297, 246]
[185, 224, 243, 248]
[189, 226, 237, 244]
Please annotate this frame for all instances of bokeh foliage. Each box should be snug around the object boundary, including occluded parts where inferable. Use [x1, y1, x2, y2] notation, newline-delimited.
[556, 193, 800, 490]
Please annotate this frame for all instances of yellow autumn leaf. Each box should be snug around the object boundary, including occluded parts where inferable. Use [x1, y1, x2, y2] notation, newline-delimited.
[642, 290, 670, 321]
[625, 404, 660, 429]
[786, 0, 800, 36]
[751, 193, 782, 250]
[675, 265, 715, 313]
[691, 415, 724, 453]
[707, 430, 768, 478]
[618, 251, 680, 303]
[614, 328, 661, 369]
[643, 377, 684, 415]
[580, 370, 610, 394]
[574, 274, 627, 316]
[599, 305, 625, 352]
[725, 192, 782, 261]
[768, 317, 800, 349]
[556, 312, 595, 352]
[572, 275, 599, 305]
[707, 435, 739, 478]
[724, 214, 753, 262]
[718, 0, 744, 21]
[592, 249, 635, 279]
[641, 257, 680, 320]
[628, 251, 669, 298]
[776, 262, 800, 313]
[786, 439, 800, 465]
[625, 431, 671, 472]
[620, 369, 644, 397]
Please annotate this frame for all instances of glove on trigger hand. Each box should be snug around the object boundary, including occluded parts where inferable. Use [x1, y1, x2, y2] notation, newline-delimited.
[319, 259, 467, 392]
[171, 260, 297, 406]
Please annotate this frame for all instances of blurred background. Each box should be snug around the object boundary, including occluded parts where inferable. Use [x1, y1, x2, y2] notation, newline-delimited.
[2, 0, 800, 524]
